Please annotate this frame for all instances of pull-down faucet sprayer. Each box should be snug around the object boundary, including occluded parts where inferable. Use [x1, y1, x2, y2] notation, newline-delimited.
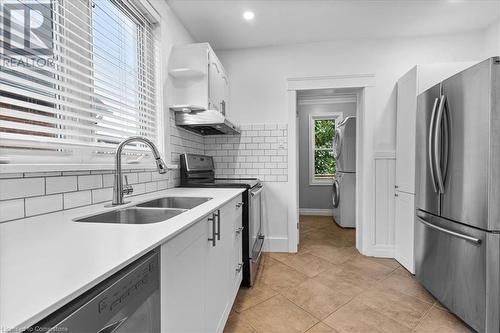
[110, 136, 168, 206]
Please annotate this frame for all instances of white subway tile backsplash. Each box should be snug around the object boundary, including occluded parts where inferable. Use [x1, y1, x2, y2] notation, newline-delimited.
[205, 123, 288, 183]
[0, 199, 25, 222]
[92, 187, 113, 204]
[46, 176, 77, 194]
[0, 178, 45, 200]
[25, 194, 63, 216]
[264, 124, 277, 130]
[145, 182, 158, 193]
[64, 191, 92, 209]
[138, 172, 152, 183]
[103, 174, 115, 187]
[78, 175, 103, 190]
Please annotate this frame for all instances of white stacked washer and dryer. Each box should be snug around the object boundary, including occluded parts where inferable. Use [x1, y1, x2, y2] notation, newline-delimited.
[332, 116, 356, 228]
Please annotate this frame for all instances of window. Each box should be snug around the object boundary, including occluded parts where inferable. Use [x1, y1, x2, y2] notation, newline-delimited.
[309, 113, 342, 185]
[0, 0, 159, 166]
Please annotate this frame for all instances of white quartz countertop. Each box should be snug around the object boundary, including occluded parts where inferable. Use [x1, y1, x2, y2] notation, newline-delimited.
[0, 187, 244, 331]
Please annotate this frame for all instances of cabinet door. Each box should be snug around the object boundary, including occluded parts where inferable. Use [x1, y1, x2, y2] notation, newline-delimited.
[396, 68, 417, 194]
[161, 219, 207, 333]
[394, 191, 415, 273]
[205, 209, 231, 333]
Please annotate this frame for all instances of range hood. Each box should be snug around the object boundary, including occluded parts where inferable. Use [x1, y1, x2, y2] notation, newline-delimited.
[174, 109, 240, 135]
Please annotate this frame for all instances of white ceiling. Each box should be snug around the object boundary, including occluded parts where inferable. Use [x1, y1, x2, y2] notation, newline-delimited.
[167, 0, 500, 50]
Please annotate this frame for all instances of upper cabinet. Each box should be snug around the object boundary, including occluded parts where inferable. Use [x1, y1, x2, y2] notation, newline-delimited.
[169, 43, 229, 116]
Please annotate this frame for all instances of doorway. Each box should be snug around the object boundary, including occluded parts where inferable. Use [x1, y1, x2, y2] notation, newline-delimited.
[285, 73, 376, 254]
[296, 89, 359, 250]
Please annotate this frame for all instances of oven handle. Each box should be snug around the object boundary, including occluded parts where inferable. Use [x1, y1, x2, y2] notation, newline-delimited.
[251, 235, 265, 264]
[250, 185, 263, 197]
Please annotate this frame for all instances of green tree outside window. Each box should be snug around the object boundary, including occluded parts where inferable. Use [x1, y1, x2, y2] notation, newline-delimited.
[314, 119, 336, 178]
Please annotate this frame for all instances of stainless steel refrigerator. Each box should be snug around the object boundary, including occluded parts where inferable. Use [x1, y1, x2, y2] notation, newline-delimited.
[332, 116, 356, 228]
[414, 57, 500, 332]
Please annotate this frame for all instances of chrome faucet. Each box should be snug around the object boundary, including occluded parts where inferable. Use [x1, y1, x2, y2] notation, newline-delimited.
[111, 136, 168, 206]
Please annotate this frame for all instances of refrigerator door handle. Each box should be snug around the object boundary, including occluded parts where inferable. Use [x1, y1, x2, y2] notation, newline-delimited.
[441, 97, 450, 187]
[416, 210, 481, 244]
[428, 97, 440, 193]
[434, 95, 446, 193]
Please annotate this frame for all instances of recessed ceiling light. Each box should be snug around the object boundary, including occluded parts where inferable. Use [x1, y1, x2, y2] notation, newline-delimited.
[243, 11, 255, 21]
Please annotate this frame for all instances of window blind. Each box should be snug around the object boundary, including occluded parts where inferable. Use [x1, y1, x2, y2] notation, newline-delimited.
[0, 0, 159, 164]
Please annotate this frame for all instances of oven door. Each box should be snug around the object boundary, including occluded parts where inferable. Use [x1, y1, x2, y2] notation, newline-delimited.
[249, 184, 264, 286]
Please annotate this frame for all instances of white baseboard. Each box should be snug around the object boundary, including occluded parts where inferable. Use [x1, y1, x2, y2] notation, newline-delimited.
[263, 237, 289, 252]
[364, 244, 395, 258]
[299, 208, 334, 216]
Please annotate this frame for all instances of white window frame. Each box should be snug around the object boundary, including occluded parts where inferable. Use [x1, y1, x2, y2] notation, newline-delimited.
[309, 112, 343, 186]
[0, 0, 166, 173]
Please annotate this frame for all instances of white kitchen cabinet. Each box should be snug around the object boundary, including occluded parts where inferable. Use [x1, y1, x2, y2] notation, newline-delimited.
[395, 61, 476, 272]
[394, 191, 415, 273]
[161, 216, 207, 333]
[161, 194, 243, 333]
[169, 42, 229, 115]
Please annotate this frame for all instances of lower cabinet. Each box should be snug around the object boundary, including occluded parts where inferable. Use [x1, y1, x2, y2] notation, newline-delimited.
[394, 191, 415, 273]
[161, 194, 243, 333]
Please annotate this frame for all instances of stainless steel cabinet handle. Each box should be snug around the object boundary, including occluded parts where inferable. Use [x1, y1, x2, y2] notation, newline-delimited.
[214, 209, 220, 241]
[236, 202, 243, 208]
[208, 213, 216, 247]
[236, 263, 243, 273]
[417, 211, 481, 244]
[235, 226, 244, 235]
[428, 97, 439, 193]
[434, 95, 446, 194]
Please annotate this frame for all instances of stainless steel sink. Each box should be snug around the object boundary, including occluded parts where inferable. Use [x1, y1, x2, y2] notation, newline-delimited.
[136, 197, 212, 210]
[75, 207, 185, 224]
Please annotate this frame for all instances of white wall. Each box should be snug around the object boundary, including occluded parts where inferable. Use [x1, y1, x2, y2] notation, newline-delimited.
[218, 29, 490, 253]
[483, 19, 500, 58]
[148, 0, 196, 163]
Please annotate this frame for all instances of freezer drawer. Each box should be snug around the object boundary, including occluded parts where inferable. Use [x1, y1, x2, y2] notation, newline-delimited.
[415, 210, 500, 332]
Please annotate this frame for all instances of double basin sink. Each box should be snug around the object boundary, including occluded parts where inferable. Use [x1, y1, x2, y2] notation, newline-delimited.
[75, 197, 212, 224]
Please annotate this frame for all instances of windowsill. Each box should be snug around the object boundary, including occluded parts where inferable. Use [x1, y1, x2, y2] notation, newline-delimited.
[309, 177, 334, 186]
[0, 163, 179, 174]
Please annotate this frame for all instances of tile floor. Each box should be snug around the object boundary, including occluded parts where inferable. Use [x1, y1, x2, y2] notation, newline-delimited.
[224, 215, 472, 333]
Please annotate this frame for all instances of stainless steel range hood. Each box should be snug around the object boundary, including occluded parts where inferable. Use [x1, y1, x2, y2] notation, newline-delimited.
[175, 109, 240, 135]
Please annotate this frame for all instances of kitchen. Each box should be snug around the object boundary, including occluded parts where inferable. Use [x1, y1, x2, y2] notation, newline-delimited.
[0, 0, 499, 332]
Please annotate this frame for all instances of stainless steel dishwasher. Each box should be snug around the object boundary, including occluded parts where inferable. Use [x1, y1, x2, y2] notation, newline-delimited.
[27, 249, 160, 333]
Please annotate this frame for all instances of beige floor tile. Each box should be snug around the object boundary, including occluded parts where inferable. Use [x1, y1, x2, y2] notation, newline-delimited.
[270, 252, 334, 277]
[281, 279, 353, 320]
[306, 322, 339, 333]
[356, 288, 433, 329]
[225, 215, 470, 333]
[313, 267, 373, 298]
[342, 255, 396, 280]
[377, 271, 435, 304]
[413, 306, 473, 333]
[258, 257, 308, 291]
[304, 244, 358, 264]
[233, 282, 278, 312]
[224, 312, 257, 333]
[240, 295, 319, 333]
[324, 299, 411, 333]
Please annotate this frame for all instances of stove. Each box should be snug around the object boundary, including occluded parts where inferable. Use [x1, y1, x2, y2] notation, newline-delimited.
[179, 154, 264, 287]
